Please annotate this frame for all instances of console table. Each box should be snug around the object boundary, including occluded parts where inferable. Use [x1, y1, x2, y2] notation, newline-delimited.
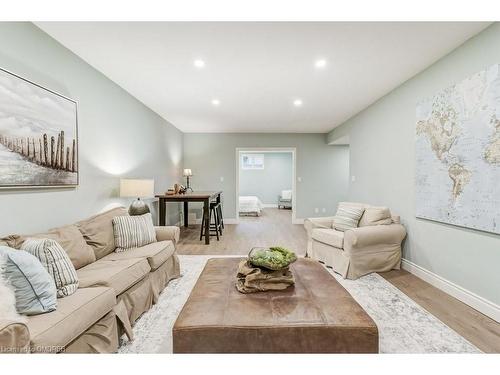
[155, 191, 222, 245]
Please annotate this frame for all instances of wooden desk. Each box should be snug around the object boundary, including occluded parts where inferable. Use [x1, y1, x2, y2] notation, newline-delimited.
[156, 191, 222, 244]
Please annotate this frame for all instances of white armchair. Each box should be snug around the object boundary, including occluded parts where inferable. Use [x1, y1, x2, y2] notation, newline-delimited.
[304, 202, 406, 280]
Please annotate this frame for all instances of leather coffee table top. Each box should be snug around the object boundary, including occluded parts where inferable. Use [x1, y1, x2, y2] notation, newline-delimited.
[173, 257, 378, 353]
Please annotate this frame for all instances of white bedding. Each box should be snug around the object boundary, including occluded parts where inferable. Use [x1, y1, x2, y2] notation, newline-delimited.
[239, 196, 263, 216]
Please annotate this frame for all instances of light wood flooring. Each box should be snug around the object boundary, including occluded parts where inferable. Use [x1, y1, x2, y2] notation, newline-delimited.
[177, 208, 307, 256]
[176, 207, 500, 353]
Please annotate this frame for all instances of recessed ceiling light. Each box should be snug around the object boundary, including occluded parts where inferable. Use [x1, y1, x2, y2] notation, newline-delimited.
[193, 59, 205, 68]
[293, 99, 303, 107]
[314, 59, 327, 69]
[211, 99, 220, 106]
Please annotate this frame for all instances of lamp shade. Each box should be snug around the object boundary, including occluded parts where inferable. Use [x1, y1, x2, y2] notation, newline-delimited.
[183, 168, 193, 177]
[120, 179, 154, 198]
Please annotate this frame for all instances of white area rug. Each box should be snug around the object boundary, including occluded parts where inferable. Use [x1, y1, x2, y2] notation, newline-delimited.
[118, 255, 480, 353]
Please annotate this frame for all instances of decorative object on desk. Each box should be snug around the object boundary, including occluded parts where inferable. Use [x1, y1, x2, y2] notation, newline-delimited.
[120, 178, 154, 215]
[174, 183, 180, 194]
[236, 246, 297, 293]
[183, 168, 193, 192]
[166, 189, 175, 195]
[0, 67, 78, 188]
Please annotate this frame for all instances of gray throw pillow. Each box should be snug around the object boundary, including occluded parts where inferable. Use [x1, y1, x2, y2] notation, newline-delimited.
[21, 238, 79, 298]
[112, 213, 157, 252]
[333, 205, 365, 232]
[0, 245, 57, 315]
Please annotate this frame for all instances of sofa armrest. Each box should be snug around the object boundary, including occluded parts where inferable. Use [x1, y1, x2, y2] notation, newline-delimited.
[154, 226, 180, 245]
[0, 319, 30, 353]
[304, 217, 335, 237]
[344, 224, 406, 250]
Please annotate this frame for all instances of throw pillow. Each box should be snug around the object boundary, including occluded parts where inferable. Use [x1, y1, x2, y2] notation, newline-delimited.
[21, 239, 79, 298]
[113, 213, 157, 252]
[358, 206, 393, 227]
[0, 246, 57, 315]
[0, 255, 26, 322]
[333, 204, 365, 232]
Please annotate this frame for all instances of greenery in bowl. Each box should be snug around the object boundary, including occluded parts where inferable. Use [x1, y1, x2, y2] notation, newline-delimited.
[249, 246, 297, 270]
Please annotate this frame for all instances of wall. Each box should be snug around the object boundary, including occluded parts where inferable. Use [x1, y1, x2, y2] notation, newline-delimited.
[327, 23, 500, 306]
[183, 133, 349, 221]
[0, 22, 183, 235]
[239, 152, 293, 205]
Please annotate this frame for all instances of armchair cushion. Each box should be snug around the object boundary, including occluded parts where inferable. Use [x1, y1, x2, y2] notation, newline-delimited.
[359, 206, 392, 227]
[311, 228, 344, 248]
[344, 224, 407, 250]
[333, 204, 365, 232]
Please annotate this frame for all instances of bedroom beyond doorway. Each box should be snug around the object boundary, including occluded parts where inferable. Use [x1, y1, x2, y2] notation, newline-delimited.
[236, 148, 295, 222]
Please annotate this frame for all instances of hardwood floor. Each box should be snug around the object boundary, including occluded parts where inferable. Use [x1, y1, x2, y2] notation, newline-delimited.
[177, 208, 307, 256]
[176, 207, 500, 353]
[381, 270, 500, 353]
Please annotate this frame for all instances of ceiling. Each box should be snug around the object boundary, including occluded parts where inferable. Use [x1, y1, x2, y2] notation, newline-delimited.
[36, 22, 490, 133]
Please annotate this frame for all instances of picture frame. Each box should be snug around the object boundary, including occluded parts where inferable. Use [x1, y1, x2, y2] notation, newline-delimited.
[0, 67, 79, 188]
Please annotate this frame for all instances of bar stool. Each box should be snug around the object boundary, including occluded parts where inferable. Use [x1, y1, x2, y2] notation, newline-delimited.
[200, 201, 222, 241]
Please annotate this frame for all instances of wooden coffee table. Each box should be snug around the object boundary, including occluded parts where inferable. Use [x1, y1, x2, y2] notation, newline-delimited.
[173, 258, 378, 353]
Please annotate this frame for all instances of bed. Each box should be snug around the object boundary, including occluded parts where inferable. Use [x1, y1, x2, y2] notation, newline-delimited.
[239, 196, 263, 216]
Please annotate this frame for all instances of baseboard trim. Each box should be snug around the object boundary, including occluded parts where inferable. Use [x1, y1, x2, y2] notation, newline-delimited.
[401, 259, 500, 323]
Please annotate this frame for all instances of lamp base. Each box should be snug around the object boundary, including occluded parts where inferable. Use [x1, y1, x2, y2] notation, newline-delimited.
[129, 198, 150, 216]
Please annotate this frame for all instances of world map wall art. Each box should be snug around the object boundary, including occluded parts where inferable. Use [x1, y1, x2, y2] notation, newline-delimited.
[0, 67, 78, 188]
[416, 64, 500, 234]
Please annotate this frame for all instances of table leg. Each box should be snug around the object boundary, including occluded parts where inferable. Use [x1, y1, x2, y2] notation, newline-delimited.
[159, 198, 166, 226]
[203, 198, 210, 245]
[184, 201, 188, 227]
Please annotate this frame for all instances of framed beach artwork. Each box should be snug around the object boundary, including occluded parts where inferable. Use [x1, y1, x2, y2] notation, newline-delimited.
[0, 67, 78, 188]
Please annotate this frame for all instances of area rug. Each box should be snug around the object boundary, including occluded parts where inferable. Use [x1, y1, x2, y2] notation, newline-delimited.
[118, 255, 480, 353]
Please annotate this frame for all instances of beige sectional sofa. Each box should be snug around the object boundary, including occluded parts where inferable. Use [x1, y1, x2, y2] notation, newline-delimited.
[304, 202, 406, 280]
[0, 207, 181, 353]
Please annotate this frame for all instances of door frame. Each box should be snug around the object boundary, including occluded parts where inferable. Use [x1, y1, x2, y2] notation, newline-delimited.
[235, 147, 297, 224]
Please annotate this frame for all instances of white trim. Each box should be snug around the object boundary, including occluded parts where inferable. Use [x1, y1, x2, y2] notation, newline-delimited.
[235, 147, 297, 225]
[292, 218, 304, 225]
[401, 259, 500, 323]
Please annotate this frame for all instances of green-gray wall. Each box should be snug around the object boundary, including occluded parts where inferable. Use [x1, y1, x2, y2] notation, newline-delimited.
[239, 152, 293, 205]
[0, 22, 183, 235]
[183, 133, 349, 220]
[327, 23, 500, 305]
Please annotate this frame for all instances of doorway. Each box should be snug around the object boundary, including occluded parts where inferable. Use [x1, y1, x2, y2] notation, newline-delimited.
[235, 147, 296, 224]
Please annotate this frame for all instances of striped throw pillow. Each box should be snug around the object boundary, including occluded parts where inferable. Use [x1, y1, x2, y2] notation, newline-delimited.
[112, 213, 157, 252]
[21, 238, 79, 298]
[333, 205, 365, 232]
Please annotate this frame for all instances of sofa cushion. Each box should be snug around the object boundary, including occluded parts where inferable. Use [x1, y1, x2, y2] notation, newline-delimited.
[112, 213, 157, 252]
[76, 207, 128, 260]
[103, 240, 175, 271]
[359, 206, 392, 227]
[77, 258, 150, 295]
[21, 238, 79, 298]
[27, 287, 115, 353]
[0, 246, 57, 316]
[1, 225, 96, 270]
[312, 228, 345, 249]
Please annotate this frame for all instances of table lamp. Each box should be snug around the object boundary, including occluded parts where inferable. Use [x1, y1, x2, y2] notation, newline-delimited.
[120, 178, 154, 215]
[183, 169, 193, 192]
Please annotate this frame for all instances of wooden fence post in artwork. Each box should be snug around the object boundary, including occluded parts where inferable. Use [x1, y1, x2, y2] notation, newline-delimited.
[43, 134, 48, 167]
[26, 138, 31, 159]
[65, 146, 70, 171]
[55, 133, 61, 169]
[60, 131, 65, 171]
[72, 139, 76, 172]
[50, 136, 55, 168]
